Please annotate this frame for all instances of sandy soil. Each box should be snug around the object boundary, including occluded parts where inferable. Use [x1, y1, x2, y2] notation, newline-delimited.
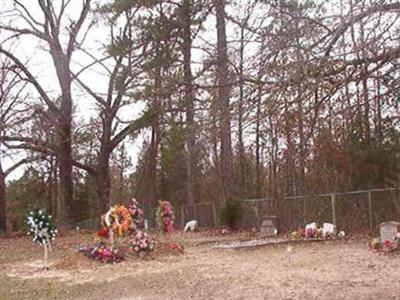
[0, 233, 399, 300]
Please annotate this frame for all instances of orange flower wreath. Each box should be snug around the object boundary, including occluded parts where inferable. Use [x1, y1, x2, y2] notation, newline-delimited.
[105, 205, 132, 237]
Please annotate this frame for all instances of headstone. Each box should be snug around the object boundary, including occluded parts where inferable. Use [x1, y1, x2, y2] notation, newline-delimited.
[184, 220, 198, 232]
[260, 216, 278, 237]
[323, 223, 337, 237]
[305, 222, 317, 231]
[379, 221, 400, 243]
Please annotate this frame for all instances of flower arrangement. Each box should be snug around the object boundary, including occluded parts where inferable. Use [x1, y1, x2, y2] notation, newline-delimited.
[130, 231, 154, 253]
[128, 198, 144, 230]
[26, 209, 57, 246]
[82, 199, 158, 263]
[104, 205, 132, 237]
[26, 208, 57, 268]
[368, 237, 399, 253]
[156, 200, 174, 235]
[292, 225, 321, 239]
[305, 227, 323, 238]
[169, 241, 184, 253]
[79, 243, 124, 264]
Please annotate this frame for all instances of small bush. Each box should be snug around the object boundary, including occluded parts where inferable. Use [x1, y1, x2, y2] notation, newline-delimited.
[220, 197, 241, 229]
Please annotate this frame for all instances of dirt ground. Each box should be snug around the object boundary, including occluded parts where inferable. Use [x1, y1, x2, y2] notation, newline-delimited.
[0, 232, 399, 300]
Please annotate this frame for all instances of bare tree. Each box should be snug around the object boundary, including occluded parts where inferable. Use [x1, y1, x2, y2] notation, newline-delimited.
[0, 0, 92, 225]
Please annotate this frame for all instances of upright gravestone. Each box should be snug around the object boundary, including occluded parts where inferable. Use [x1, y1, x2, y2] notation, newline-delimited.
[260, 216, 278, 237]
[379, 221, 400, 243]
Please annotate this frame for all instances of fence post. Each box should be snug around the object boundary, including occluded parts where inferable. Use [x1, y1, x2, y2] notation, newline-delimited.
[212, 203, 218, 226]
[180, 207, 185, 228]
[368, 191, 373, 232]
[254, 202, 259, 221]
[331, 194, 337, 225]
[303, 197, 307, 224]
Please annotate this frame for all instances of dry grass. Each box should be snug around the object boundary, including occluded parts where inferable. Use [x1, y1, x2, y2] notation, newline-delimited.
[0, 232, 399, 300]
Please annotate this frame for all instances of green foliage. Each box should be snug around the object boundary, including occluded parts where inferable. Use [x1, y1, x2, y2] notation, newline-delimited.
[7, 168, 52, 231]
[159, 122, 186, 203]
[347, 117, 400, 188]
[107, 37, 134, 57]
[160, 122, 185, 171]
[220, 197, 242, 229]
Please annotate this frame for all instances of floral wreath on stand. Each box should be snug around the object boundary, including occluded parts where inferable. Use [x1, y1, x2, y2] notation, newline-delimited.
[104, 205, 132, 238]
[156, 200, 174, 236]
[155, 200, 184, 253]
[26, 209, 57, 268]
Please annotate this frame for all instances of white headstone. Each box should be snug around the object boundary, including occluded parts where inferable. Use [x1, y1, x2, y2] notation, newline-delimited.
[260, 216, 278, 236]
[184, 220, 198, 232]
[305, 222, 317, 231]
[380, 221, 400, 243]
[323, 223, 337, 237]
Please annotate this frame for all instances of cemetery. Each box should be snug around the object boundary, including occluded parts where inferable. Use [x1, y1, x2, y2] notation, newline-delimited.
[0, 194, 399, 299]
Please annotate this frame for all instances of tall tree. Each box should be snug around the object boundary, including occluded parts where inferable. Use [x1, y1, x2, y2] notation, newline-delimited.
[215, 0, 232, 199]
[0, 0, 91, 225]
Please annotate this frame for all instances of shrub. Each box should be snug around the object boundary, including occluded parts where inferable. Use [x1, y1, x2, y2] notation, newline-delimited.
[220, 197, 241, 229]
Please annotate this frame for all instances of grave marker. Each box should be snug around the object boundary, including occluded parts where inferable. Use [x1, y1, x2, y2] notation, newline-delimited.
[260, 216, 278, 237]
[379, 221, 400, 243]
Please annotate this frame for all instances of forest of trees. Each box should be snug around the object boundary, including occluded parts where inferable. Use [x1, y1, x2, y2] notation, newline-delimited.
[1, 0, 400, 233]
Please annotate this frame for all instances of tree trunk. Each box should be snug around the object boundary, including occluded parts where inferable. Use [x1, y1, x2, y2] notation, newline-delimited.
[97, 152, 111, 216]
[255, 84, 262, 198]
[238, 25, 246, 194]
[51, 47, 74, 226]
[183, 0, 197, 218]
[96, 114, 113, 215]
[49, 155, 58, 219]
[216, 0, 232, 199]
[143, 68, 162, 208]
[0, 159, 6, 235]
[56, 117, 73, 225]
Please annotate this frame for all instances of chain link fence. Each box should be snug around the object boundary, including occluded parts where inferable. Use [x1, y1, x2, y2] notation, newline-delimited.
[142, 188, 400, 233]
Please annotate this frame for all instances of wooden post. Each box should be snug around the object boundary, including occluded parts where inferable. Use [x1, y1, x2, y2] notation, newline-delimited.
[254, 202, 259, 221]
[368, 191, 373, 232]
[212, 202, 218, 226]
[180, 207, 185, 228]
[43, 242, 48, 270]
[109, 229, 114, 245]
[303, 197, 307, 224]
[331, 194, 337, 225]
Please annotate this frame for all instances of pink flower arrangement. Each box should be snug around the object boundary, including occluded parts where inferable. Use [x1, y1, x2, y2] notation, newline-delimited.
[130, 231, 154, 253]
[292, 225, 324, 239]
[305, 228, 315, 238]
[368, 238, 399, 253]
[156, 200, 175, 235]
[383, 240, 397, 251]
[79, 243, 124, 264]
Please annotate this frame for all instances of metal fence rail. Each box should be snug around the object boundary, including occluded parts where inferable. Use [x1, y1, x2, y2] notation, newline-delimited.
[143, 188, 400, 233]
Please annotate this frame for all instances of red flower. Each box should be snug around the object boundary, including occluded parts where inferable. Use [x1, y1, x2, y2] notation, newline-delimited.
[169, 242, 184, 253]
[96, 228, 109, 239]
[383, 240, 396, 250]
[305, 228, 315, 238]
